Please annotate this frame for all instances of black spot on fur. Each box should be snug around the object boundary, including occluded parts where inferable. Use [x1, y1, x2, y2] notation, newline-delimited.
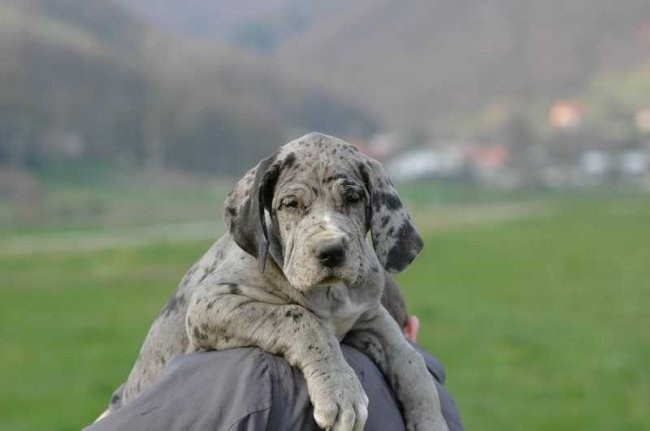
[111, 392, 121, 404]
[193, 326, 207, 341]
[372, 191, 402, 211]
[226, 283, 241, 294]
[187, 264, 199, 277]
[285, 309, 303, 322]
[283, 153, 296, 169]
[198, 270, 210, 284]
[161, 292, 186, 317]
[226, 206, 237, 216]
[207, 260, 219, 273]
[380, 215, 390, 227]
[353, 335, 384, 362]
[384, 221, 423, 272]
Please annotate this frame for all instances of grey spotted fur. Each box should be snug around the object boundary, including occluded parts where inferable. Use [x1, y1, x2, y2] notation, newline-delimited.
[107, 133, 448, 431]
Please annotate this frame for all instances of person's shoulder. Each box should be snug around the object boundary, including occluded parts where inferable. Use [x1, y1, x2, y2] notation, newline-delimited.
[86, 348, 277, 431]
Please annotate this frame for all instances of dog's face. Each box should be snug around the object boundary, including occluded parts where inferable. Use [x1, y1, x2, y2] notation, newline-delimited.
[224, 133, 423, 291]
[271, 158, 370, 290]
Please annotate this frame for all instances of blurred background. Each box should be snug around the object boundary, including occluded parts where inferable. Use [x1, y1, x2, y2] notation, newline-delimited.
[0, 0, 648, 429]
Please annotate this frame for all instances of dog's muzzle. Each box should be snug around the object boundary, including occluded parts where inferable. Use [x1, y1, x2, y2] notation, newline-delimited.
[315, 238, 346, 268]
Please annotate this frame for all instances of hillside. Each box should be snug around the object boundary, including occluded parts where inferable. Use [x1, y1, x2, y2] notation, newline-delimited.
[274, 0, 650, 129]
[106, 0, 650, 136]
[0, 0, 377, 176]
[115, 0, 292, 39]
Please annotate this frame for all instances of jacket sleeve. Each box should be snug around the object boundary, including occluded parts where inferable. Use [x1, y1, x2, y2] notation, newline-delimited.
[86, 346, 463, 431]
[85, 348, 275, 431]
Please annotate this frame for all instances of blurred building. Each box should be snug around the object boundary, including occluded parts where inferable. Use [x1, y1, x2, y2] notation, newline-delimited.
[549, 101, 583, 130]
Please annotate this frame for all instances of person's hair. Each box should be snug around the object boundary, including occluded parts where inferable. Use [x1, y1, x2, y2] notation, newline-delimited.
[380, 275, 409, 328]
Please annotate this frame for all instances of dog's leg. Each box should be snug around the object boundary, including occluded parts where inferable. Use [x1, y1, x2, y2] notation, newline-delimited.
[344, 306, 449, 431]
[186, 289, 369, 431]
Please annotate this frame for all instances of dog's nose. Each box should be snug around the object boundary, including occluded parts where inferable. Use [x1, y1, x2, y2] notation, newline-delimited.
[315, 239, 346, 268]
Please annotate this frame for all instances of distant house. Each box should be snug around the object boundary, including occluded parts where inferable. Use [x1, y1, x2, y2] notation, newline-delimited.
[351, 131, 404, 161]
[386, 146, 464, 181]
[620, 150, 648, 176]
[385, 142, 510, 183]
[580, 150, 611, 177]
[635, 109, 650, 134]
[578, 149, 648, 181]
[549, 101, 583, 130]
[466, 145, 508, 173]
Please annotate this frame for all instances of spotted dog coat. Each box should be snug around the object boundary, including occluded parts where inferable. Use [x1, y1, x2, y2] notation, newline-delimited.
[107, 133, 448, 431]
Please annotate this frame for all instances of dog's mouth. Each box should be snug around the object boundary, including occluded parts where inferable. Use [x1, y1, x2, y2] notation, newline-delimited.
[316, 275, 342, 286]
[311, 255, 365, 289]
[284, 248, 364, 291]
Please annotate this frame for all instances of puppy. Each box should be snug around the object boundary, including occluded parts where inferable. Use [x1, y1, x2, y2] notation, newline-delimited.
[107, 133, 448, 431]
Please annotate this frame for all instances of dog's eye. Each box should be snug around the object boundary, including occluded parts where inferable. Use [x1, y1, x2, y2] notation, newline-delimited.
[344, 187, 363, 204]
[282, 198, 299, 209]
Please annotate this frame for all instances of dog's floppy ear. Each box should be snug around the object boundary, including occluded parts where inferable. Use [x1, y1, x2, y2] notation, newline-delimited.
[360, 158, 423, 273]
[224, 154, 281, 273]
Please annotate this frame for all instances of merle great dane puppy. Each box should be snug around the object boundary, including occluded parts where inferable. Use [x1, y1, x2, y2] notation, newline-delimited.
[106, 133, 448, 430]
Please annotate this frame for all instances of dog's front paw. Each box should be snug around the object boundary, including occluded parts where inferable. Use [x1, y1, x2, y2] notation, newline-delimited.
[404, 410, 449, 431]
[402, 392, 449, 431]
[307, 367, 369, 431]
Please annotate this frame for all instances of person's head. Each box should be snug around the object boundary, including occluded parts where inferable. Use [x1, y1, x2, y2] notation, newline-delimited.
[381, 275, 420, 343]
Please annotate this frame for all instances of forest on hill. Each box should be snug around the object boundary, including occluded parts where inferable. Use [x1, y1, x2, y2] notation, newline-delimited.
[0, 0, 647, 177]
[0, 0, 375, 175]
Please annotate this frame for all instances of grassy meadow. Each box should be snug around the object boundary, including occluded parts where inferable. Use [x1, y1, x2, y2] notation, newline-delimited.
[1, 181, 649, 430]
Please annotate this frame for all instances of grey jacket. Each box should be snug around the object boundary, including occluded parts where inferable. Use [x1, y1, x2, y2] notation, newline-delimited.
[86, 345, 463, 430]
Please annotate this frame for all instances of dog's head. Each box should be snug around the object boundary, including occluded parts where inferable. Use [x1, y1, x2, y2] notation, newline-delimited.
[224, 133, 423, 291]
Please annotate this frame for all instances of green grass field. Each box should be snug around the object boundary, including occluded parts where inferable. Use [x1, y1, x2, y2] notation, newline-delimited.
[1, 190, 649, 430]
